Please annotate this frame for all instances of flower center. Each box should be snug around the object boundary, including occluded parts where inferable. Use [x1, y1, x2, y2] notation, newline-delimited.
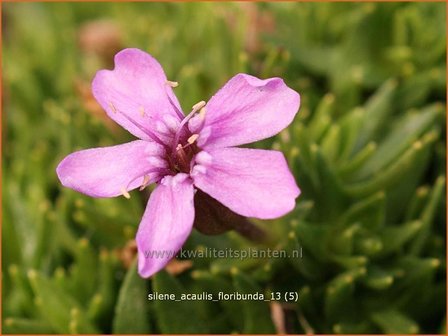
[169, 140, 198, 173]
[167, 101, 207, 174]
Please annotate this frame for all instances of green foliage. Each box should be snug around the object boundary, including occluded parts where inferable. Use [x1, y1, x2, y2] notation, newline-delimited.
[3, 2, 446, 334]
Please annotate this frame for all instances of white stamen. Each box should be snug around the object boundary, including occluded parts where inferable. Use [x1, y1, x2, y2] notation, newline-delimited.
[192, 100, 206, 111]
[187, 134, 199, 144]
[166, 80, 179, 88]
[121, 187, 131, 199]
[172, 101, 207, 153]
[139, 106, 145, 117]
[139, 175, 151, 191]
[199, 107, 207, 120]
[109, 102, 117, 113]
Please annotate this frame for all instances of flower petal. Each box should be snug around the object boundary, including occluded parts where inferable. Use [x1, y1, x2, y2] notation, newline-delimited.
[192, 147, 300, 219]
[92, 48, 183, 140]
[198, 74, 300, 148]
[136, 174, 195, 278]
[56, 140, 163, 198]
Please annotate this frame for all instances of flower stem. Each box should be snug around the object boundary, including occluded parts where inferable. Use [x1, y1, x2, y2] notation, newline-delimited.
[193, 189, 268, 243]
[231, 218, 268, 243]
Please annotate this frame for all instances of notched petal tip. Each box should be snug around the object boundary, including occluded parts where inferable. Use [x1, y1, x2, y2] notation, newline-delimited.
[199, 73, 301, 149]
[91, 48, 183, 140]
[193, 147, 300, 219]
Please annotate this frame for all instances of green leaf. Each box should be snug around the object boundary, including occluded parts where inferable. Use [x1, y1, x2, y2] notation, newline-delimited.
[362, 267, 395, 290]
[337, 107, 364, 161]
[354, 234, 383, 257]
[27, 270, 99, 334]
[353, 79, 397, 151]
[3, 318, 55, 334]
[69, 238, 97, 303]
[88, 249, 118, 326]
[325, 268, 366, 322]
[332, 321, 373, 334]
[320, 124, 341, 162]
[308, 93, 335, 142]
[371, 309, 419, 334]
[287, 229, 326, 280]
[152, 271, 209, 334]
[344, 130, 438, 197]
[311, 146, 347, 219]
[329, 223, 361, 256]
[191, 270, 243, 332]
[293, 221, 328, 261]
[331, 255, 368, 270]
[379, 220, 422, 256]
[409, 176, 446, 255]
[356, 104, 443, 179]
[113, 260, 151, 334]
[337, 141, 377, 178]
[232, 270, 275, 334]
[405, 185, 430, 221]
[341, 191, 386, 230]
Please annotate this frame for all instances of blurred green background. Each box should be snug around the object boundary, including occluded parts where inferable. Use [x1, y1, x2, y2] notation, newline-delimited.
[2, 2, 446, 334]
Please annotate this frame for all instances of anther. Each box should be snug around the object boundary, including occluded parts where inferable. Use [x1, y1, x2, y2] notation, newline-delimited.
[139, 175, 151, 191]
[172, 101, 207, 153]
[109, 102, 117, 113]
[187, 134, 199, 144]
[192, 101, 206, 111]
[121, 187, 131, 199]
[199, 107, 207, 119]
[166, 80, 179, 88]
[139, 106, 145, 117]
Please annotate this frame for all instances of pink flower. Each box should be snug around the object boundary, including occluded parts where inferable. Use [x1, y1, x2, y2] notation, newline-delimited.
[57, 48, 301, 278]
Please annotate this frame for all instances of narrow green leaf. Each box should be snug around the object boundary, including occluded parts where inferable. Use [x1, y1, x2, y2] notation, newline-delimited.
[232, 270, 275, 334]
[321, 124, 341, 162]
[152, 271, 208, 333]
[362, 267, 395, 290]
[69, 238, 97, 302]
[3, 318, 55, 334]
[337, 107, 364, 161]
[293, 221, 328, 261]
[353, 79, 397, 151]
[405, 185, 430, 221]
[344, 130, 438, 197]
[191, 270, 243, 332]
[325, 268, 366, 322]
[379, 220, 422, 256]
[27, 270, 99, 334]
[333, 321, 373, 334]
[341, 191, 386, 230]
[287, 229, 326, 281]
[410, 176, 446, 255]
[113, 259, 151, 334]
[356, 104, 443, 178]
[337, 141, 377, 178]
[371, 309, 419, 334]
[308, 93, 335, 142]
